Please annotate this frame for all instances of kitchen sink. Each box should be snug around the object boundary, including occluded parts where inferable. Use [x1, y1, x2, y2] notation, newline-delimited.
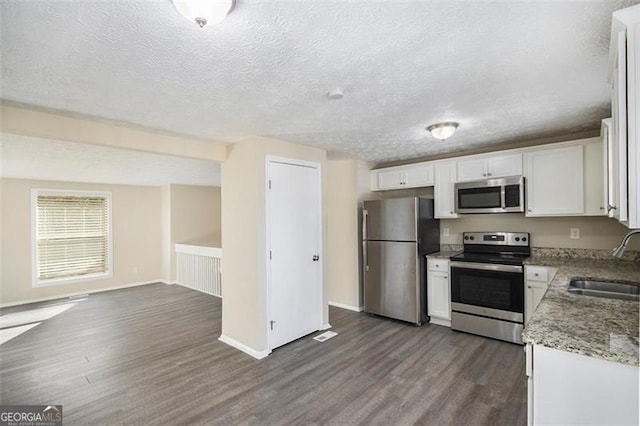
[568, 278, 640, 301]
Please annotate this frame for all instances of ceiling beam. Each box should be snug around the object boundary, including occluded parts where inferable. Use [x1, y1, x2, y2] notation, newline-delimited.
[0, 104, 227, 162]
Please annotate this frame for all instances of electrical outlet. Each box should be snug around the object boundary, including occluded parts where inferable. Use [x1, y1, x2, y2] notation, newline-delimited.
[570, 228, 580, 240]
[443, 227, 450, 237]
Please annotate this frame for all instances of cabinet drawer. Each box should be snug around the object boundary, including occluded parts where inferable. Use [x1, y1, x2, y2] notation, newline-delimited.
[526, 266, 548, 282]
[428, 259, 449, 272]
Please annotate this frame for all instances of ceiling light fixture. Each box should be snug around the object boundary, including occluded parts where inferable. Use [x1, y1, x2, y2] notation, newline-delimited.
[426, 122, 459, 141]
[172, 0, 235, 28]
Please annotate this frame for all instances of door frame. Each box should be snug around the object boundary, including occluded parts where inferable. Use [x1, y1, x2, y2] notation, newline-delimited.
[265, 156, 325, 353]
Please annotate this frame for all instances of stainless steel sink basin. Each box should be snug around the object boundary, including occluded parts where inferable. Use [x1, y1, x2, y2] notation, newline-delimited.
[568, 278, 640, 301]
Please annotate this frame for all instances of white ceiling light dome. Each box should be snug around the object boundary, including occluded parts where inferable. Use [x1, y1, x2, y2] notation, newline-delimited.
[172, 0, 235, 28]
[426, 122, 459, 141]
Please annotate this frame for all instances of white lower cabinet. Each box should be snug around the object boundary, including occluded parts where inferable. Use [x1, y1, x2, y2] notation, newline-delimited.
[526, 344, 639, 425]
[427, 258, 451, 326]
[524, 265, 556, 324]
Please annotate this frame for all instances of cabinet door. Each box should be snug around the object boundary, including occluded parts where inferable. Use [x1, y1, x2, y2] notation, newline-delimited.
[487, 153, 522, 178]
[456, 158, 487, 182]
[376, 169, 405, 190]
[525, 145, 584, 216]
[404, 164, 434, 188]
[434, 163, 458, 218]
[525, 281, 548, 323]
[583, 138, 607, 216]
[611, 30, 628, 223]
[428, 271, 450, 320]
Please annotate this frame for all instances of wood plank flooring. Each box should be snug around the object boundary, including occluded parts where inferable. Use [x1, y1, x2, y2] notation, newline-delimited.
[0, 284, 526, 425]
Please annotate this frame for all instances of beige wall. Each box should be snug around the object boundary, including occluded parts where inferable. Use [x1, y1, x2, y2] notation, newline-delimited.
[440, 214, 640, 251]
[168, 184, 221, 282]
[0, 178, 222, 305]
[221, 136, 327, 355]
[1, 178, 163, 305]
[326, 160, 360, 309]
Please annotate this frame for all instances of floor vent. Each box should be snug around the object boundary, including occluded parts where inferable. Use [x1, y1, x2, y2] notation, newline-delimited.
[313, 331, 337, 342]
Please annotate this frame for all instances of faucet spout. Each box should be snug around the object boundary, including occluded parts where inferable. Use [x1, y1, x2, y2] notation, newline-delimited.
[612, 229, 640, 259]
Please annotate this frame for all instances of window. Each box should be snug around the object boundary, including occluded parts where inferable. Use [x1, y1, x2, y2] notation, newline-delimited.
[32, 189, 112, 286]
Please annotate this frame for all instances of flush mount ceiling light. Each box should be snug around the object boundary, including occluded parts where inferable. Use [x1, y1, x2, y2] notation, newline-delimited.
[426, 122, 459, 141]
[172, 0, 235, 28]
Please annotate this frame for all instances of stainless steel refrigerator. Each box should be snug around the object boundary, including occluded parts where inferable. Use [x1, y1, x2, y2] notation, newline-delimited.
[362, 197, 440, 325]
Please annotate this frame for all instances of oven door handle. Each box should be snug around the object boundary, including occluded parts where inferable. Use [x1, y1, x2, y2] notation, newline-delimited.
[450, 261, 523, 273]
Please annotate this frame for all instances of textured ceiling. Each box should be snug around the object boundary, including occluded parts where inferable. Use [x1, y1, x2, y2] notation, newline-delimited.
[0, 0, 635, 163]
[0, 134, 221, 187]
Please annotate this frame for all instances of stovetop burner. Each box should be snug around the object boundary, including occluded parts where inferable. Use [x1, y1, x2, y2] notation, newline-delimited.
[451, 231, 531, 265]
[449, 252, 529, 266]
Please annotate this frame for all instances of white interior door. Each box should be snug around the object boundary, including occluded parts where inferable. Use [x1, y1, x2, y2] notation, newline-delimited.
[267, 159, 322, 350]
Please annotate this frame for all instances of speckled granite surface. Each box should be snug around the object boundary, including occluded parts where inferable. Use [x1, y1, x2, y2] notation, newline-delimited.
[531, 247, 640, 262]
[522, 257, 640, 366]
[426, 250, 460, 260]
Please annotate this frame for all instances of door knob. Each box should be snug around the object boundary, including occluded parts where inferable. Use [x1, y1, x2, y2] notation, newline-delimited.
[312, 255, 320, 261]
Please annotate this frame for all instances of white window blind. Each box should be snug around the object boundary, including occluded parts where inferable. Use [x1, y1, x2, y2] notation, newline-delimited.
[34, 191, 111, 284]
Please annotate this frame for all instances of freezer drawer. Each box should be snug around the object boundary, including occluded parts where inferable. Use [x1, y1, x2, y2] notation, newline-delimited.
[363, 240, 421, 324]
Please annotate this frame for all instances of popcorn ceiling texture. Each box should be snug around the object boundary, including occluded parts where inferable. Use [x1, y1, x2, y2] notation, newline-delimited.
[0, 0, 635, 163]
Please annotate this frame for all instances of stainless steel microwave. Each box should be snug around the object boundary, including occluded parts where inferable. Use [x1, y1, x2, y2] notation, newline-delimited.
[454, 176, 525, 214]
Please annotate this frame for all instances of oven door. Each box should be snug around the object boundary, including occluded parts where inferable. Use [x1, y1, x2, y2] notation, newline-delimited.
[450, 261, 524, 323]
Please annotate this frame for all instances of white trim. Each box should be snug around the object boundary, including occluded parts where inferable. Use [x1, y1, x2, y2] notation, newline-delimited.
[320, 323, 332, 330]
[174, 243, 222, 258]
[31, 188, 114, 287]
[218, 334, 271, 360]
[328, 301, 364, 312]
[265, 156, 324, 352]
[429, 317, 452, 327]
[0, 279, 165, 308]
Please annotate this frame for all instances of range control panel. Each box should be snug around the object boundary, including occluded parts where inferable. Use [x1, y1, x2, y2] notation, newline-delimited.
[462, 232, 530, 247]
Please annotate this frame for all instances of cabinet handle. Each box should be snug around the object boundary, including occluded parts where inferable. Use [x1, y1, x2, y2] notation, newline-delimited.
[600, 206, 605, 210]
[534, 273, 539, 277]
[527, 209, 532, 213]
[528, 285, 532, 289]
[482, 173, 487, 177]
[450, 211, 454, 215]
[487, 173, 492, 177]
[607, 204, 617, 211]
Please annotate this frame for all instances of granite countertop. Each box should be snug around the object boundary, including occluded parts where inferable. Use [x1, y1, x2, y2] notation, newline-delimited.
[522, 257, 640, 366]
[426, 250, 460, 260]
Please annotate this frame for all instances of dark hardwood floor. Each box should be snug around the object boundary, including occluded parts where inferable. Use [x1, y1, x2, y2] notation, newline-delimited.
[0, 284, 527, 425]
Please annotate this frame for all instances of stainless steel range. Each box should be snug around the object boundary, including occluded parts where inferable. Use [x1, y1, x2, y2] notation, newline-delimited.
[449, 232, 530, 344]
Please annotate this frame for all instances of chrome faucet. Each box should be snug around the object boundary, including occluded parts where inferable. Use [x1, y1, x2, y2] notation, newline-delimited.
[612, 229, 640, 259]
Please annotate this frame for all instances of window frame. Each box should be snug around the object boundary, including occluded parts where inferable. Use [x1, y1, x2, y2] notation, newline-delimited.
[31, 188, 114, 287]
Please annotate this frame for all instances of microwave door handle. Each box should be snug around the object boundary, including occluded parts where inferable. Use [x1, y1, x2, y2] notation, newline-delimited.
[500, 187, 506, 210]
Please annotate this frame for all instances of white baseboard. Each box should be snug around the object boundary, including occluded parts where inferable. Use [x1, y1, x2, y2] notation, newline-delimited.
[218, 334, 270, 360]
[429, 317, 452, 327]
[328, 301, 363, 312]
[320, 323, 332, 330]
[0, 280, 167, 308]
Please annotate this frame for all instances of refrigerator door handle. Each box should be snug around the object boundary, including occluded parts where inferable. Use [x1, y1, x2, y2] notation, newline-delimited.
[363, 241, 369, 271]
[362, 209, 369, 241]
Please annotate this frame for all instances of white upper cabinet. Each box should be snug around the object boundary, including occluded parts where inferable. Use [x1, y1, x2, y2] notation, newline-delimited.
[456, 153, 522, 182]
[372, 163, 433, 191]
[434, 162, 458, 218]
[609, 5, 639, 228]
[525, 145, 584, 216]
[376, 169, 406, 190]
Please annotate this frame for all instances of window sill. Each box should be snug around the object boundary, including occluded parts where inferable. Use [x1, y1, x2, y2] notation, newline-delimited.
[32, 271, 112, 288]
